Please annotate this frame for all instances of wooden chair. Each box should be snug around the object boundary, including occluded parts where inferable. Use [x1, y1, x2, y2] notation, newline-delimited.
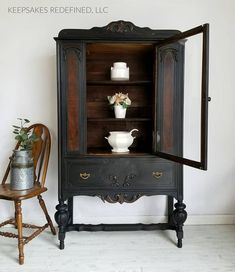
[0, 123, 56, 265]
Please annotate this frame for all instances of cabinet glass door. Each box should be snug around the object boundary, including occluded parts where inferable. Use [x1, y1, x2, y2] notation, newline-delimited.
[155, 24, 209, 170]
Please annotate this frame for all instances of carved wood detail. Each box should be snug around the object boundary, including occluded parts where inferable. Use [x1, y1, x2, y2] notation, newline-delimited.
[159, 48, 178, 62]
[63, 47, 81, 61]
[105, 20, 137, 33]
[123, 174, 136, 187]
[92, 20, 153, 34]
[109, 174, 137, 187]
[100, 193, 142, 204]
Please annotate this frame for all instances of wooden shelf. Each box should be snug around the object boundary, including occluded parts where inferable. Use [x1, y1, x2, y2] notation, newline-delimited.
[87, 148, 153, 157]
[87, 118, 151, 122]
[87, 80, 152, 86]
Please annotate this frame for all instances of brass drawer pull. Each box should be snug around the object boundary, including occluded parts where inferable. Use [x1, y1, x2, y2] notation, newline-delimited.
[152, 171, 163, 179]
[80, 173, 91, 180]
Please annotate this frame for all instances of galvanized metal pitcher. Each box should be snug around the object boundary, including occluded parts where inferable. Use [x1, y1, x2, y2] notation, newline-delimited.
[10, 150, 34, 190]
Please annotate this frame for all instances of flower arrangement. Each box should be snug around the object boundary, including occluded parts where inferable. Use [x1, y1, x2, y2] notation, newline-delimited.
[107, 92, 131, 109]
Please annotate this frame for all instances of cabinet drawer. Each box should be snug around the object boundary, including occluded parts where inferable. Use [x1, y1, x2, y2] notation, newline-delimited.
[129, 159, 175, 189]
[65, 159, 110, 189]
[65, 158, 176, 190]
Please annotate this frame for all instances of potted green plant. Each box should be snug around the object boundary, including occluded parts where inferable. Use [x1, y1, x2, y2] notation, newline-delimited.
[107, 92, 131, 118]
[10, 118, 37, 190]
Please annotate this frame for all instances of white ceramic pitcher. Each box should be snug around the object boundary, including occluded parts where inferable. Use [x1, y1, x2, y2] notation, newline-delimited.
[105, 129, 138, 153]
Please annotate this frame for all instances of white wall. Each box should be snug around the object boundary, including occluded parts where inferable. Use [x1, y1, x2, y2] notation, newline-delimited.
[1, 0, 235, 225]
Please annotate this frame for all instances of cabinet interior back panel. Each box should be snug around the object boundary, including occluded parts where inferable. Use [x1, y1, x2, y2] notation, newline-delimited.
[87, 85, 153, 119]
[86, 43, 154, 81]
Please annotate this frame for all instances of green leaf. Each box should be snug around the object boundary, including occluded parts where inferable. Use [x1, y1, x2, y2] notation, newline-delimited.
[15, 135, 22, 141]
[17, 118, 23, 120]
[12, 125, 20, 129]
[19, 128, 27, 135]
[21, 134, 28, 140]
[119, 102, 128, 109]
[24, 119, 30, 123]
[13, 131, 19, 134]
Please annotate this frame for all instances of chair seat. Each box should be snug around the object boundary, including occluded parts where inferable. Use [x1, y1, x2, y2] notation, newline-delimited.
[0, 184, 47, 201]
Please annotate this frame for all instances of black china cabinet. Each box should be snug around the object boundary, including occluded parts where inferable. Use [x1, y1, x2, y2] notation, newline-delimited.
[54, 20, 209, 249]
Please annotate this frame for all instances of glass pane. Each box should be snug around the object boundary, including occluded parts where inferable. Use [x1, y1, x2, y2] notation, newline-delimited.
[183, 34, 203, 162]
[156, 41, 184, 157]
[156, 25, 209, 169]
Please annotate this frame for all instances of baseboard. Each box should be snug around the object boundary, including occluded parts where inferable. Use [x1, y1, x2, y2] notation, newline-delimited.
[186, 215, 235, 225]
[73, 215, 235, 225]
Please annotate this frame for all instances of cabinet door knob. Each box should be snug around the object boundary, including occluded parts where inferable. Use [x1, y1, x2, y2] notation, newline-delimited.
[152, 171, 163, 179]
[80, 173, 91, 180]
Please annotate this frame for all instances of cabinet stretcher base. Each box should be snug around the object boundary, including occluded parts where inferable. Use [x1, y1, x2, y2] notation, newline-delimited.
[66, 223, 176, 232]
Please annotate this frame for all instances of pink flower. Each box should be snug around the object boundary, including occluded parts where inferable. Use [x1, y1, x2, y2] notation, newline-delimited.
[107, 92, 131, 108]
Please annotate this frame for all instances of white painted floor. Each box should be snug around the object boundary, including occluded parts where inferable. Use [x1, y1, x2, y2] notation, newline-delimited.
[0, 225, 235, 272]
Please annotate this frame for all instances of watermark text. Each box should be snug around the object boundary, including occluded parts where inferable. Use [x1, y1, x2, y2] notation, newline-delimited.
[8, 6, 109, 15]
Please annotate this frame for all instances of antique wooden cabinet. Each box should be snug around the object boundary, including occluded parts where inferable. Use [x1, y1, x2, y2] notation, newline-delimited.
[54, 20, 209, 250]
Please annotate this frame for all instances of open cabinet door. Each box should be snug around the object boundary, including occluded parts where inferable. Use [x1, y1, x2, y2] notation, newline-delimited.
[155, 24, 209, 170]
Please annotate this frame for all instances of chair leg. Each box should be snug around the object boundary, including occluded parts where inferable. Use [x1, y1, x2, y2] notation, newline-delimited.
[14, 202, 18, 229]
[15, 200, 24, 265]
[38, 195, 56, 235]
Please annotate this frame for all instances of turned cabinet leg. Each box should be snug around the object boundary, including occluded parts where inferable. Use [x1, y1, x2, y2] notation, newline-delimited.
[67, 197, 73, 225]
[15, 200, 24, 265]
[55, 201, 69, 250]
[172, 200, 187, 248]
[38, 195, 56, 235]
[167, 196, 174, 227]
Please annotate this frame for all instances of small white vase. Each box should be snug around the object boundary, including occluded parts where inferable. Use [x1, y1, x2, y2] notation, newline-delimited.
[114, 105, 126, 118]
[111, 62, 129, 81]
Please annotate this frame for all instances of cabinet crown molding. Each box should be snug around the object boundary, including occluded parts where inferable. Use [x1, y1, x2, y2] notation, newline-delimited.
[56, 20, 180, 40]
[98, 20, 151, 33]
